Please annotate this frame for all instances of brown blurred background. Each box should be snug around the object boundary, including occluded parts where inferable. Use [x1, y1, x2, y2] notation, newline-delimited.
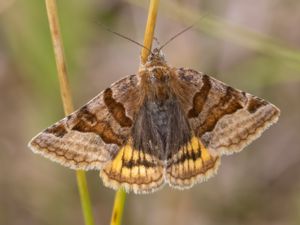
[1, 0, 300, 225]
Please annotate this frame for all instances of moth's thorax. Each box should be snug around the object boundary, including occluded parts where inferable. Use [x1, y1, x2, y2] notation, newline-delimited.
[140, 66, 174, 102]
[139, 48, 176, 101]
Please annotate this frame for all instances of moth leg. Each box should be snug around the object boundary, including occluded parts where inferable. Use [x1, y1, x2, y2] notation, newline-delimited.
[165, 136, 220, 189]
[100, 143, 165, 194]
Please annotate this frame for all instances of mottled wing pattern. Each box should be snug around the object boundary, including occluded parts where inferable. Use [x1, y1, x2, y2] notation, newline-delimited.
[29, 64, 280, 194]
[29, 74, 140, 171]
[176, 68, 280, 155]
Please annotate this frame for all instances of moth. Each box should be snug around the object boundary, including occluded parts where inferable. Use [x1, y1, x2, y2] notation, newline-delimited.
[29, 48, 280, 194]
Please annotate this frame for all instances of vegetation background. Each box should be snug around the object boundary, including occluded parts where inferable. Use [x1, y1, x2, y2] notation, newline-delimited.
[0, 0, 300, 225]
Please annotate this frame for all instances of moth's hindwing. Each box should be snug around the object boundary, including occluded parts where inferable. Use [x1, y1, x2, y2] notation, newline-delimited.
[100, 142, 165, 194]
[176, 68, 280, 155]
[166, 136, 220, 189]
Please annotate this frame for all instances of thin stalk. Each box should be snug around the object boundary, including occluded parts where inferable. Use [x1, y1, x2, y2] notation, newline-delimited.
[109, 1, 160, 225]
[110, 189, 127, 225]
[45, 1, 95, 225]
[141, 0, 160, 65]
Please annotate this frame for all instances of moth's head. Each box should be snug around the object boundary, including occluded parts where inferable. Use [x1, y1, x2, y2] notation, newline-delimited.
[145, 48, 167, 67]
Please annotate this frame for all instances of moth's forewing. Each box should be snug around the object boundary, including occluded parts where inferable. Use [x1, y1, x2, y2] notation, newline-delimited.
[29, 74, 140, 170]
[176, 68, 280, 155]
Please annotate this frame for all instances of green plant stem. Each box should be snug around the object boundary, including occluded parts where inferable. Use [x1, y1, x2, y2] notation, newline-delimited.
[109, 1, 160, 225]
[76, 171, 95, 225]
[110, 189, 127, 225]
[45, 1, 95, 225]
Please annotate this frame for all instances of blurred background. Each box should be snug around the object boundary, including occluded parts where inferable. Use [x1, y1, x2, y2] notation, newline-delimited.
[0, 0, 300, 225]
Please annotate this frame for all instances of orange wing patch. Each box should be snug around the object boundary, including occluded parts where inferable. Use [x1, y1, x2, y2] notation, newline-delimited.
[166, 136, 220, 189]
[100, 143, 165, 194]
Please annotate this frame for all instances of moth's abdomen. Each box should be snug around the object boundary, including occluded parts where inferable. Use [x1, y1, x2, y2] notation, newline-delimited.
[131, 96, 191, 161]
[146, 101, 170, 141]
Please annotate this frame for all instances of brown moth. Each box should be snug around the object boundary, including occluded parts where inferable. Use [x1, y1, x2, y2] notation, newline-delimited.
[28, 48, 280, 194]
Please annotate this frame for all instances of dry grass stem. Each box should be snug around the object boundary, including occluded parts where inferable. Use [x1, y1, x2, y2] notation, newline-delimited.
[45, 0, 95, 225]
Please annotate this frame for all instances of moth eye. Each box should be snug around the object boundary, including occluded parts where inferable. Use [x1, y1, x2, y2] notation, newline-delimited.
[164, 75, 170, 81]
[149, 74, 157, 83]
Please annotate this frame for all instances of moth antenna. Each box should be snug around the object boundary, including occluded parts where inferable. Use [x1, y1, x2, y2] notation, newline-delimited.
[159, 25, 194, 51]
[102, 26, 152, 54]
[153, 37, 161, 47]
